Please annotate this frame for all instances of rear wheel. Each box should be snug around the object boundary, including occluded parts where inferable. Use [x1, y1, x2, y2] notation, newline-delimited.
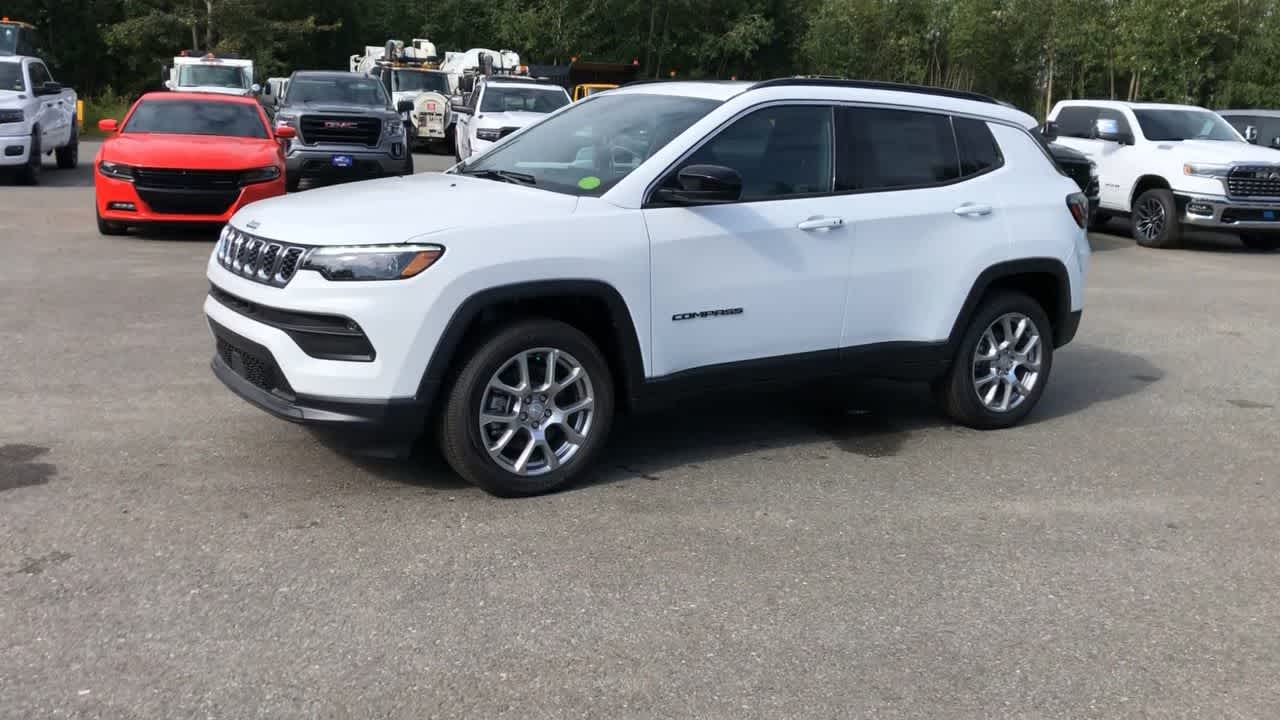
[439, 319, 615, 497]
[56, 124, 78, 169]
[936, 291, 1054, 429]
[1240, 233, 1280, 251]
[1131, 188, 1182, 248]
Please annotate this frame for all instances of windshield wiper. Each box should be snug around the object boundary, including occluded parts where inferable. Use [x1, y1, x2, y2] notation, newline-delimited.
[460, 168, 537, 186]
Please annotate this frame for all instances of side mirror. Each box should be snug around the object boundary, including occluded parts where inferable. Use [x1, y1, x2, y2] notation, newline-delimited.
[459, 75, 476, 93]
[397, 100, 415, 114]
[275, 125, 296, 140]
[1041, 120, 1059, 141]
[1244, 125, 1259, 143]
[35, 81, 63, 96]
[1271, 136, 1280, 149]
[1094, 117, 1132, 145]
[452, 102, 472, 115]
[97, 118, 118, 132]
[654, 164, 742, 205]
[251, 83, 262, 95]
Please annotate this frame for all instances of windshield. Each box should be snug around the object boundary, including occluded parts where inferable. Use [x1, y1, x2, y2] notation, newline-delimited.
[481, 85, 571, 114]
[178, 64, 249, 90]
[1134, 109, 1240, 142]
[0, 24, 24, 56]
[394, 70, 448, 94]
[124, 99, 268, 138]
[458, 93, 721, 196]
[288, 76, 387, 107]
[0, 63, 21, 92]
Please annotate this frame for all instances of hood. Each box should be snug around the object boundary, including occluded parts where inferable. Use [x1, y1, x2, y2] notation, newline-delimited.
[0, 89, 29, 105]
[229, 172, 580, 246]
[103, 134, 280, 169]
[176, 85, 252, 97]
[286, 102, 393, 117]
[1153, 139, 1280, 165]
[476, 110, 550, 129]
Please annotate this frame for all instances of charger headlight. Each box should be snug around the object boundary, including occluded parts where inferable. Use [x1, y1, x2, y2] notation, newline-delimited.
[301, 244, 444, 281]
[241, 165, 282, 184]
[98, 160, 135, 182]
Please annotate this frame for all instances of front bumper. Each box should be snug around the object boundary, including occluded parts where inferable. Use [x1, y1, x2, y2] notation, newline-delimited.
[0, 133, 30, 167]
[285, 142, 408, 178]
[96, 173, 285, 225]
[1179, 193, 1280, 232]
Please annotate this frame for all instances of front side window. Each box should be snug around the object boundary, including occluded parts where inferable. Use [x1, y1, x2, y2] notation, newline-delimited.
[287, 76, 388, 107]
[835, 107, 958, 191]
[27, 61, 51, 87]
[458, 92, 720, 197]
[480, 86, 570, 114]
[672, 104, 833, 201]
[123, 100, 268, 139]
[178, 64, 248, 90]
[1133, 109, 1239, 142]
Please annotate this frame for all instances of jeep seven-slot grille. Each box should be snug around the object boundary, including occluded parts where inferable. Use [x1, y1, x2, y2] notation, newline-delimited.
[299, 115, 381, 147]
[1228, 166, 1280, 198]
[216, 227, 309, 288]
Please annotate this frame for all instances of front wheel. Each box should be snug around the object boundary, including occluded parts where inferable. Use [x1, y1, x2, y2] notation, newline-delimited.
[17, 131, 40, 185]
[439, 319, 615, 497]
[936, 291, 1055, 429]
[97, 213, 126, 236]
[1131, 188, 1182, 248]
[285, 174, 301, 193]
[1240, 233, 1280, 251]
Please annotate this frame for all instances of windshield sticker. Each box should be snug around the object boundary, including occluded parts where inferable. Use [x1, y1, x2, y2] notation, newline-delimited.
[578, 176, 601, 190]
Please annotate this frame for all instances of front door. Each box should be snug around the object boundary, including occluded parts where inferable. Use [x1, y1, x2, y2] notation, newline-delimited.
[643, 104, 852, 377]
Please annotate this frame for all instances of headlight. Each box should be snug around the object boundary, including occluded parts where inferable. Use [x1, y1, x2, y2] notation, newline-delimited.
[274, 114, 297, 129]
[475, 128, 503, 142]
[300, 244, 444, 281]
[0, 108, 23, 124]
[98, 160, 135, 182]
[241, 165, 281, 184]
[1184, 163, 1232, 178]
[385, 118, 404, 137]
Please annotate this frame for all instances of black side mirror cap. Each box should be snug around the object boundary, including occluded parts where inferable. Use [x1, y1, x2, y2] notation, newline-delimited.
[396, 100, 415, 114]
[654, 164, 743, 205]
[1040, 121, 1059, 141]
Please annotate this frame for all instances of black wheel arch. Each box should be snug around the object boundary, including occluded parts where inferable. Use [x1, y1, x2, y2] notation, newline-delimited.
[414, 280, 647, 414]
[948, 258, 1076, 350]
[1129, 175, 1172, 209]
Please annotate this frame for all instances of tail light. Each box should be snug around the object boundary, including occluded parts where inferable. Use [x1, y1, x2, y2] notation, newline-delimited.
[1066, 192, 1088, 229]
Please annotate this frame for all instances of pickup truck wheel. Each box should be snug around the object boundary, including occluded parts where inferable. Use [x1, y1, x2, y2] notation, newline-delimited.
[935, 290, 1054, 430]
[17, 131, 40, 185]
[1240, 233, 1280, 251]
[1131, 188, 1182, 248]
[96, 213, 126, 236]
[285, 174, 301, 193]
[1088, 210, 1110, 232]
[439, 319, 615, 497]
[56, 124, 78, 169]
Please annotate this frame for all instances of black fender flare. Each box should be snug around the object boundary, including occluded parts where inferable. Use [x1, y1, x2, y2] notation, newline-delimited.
[946, 258, 1074, 349]
[413, 279, 647, 409]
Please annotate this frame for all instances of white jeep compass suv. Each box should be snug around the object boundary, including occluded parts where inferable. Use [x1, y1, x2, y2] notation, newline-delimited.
[205, 78, 1090, 496]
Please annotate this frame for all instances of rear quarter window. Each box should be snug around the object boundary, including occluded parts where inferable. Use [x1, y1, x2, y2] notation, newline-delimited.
[954, 117, 1004, 176]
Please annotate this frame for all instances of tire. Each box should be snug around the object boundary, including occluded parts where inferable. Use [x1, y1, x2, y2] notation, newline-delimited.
[1240, 233, 1280, 251]
[1131, 188, 1182, 248]
[56, 124, 78, 169]
[936, 290, 1055, 430]
[285, 173, 301, 193]
[438, 319, 616, 497]
[401, 153, 415, 176]
[1088, 209, 1110, 232]
[17, 130, 40, 185]
[97, 213, 126, 236]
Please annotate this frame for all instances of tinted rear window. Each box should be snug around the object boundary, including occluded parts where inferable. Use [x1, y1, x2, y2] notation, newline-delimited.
[836, 107, 959, 191]
[124, 100, 268, 138]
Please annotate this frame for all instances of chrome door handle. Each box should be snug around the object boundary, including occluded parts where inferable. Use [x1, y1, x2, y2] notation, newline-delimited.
[797, 216, 845, 231]
[954, 203, 993, 217]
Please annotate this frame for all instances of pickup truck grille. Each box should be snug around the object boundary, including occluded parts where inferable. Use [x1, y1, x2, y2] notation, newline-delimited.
[299, 115, 381, 147]
[134, 167, 242, 216]
[215, 227, 309, 288]
[1227, 166, 1280, 198]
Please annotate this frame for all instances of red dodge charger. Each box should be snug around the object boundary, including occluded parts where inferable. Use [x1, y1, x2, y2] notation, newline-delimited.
[94, 92, 293, 235]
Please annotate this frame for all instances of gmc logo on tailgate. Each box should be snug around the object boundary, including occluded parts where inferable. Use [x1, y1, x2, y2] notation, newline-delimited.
[323, 121, 357, 129]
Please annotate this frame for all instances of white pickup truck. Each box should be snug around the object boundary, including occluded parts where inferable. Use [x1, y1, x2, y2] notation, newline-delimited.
[0, 54, 78, 183]
[1047, 100, 1280, 250]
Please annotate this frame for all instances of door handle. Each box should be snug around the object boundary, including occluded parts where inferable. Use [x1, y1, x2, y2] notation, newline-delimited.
[953, 203, 993, 217]
[797, 216, 845, 231]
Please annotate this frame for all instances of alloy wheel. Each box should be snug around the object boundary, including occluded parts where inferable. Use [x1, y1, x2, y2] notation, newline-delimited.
[1134, 196, 1166, 241]
[478, 347, 596, 476]
[972, 312, 1043, 413]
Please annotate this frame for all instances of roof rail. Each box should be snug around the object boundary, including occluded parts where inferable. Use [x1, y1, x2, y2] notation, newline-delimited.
[750, 77, 997, 105]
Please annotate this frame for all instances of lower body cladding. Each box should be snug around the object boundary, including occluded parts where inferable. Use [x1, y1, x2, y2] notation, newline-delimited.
[1180, 193, 1280, 233]
[285, 142, 412, 188]
[96, 175, 285, 227]
[203, 272, 444, 456]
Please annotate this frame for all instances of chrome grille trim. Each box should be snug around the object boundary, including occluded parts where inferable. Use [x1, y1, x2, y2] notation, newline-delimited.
[215, 226, 311, 288]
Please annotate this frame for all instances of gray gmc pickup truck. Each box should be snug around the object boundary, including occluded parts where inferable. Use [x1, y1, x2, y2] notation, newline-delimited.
[270, 70, 414, 191]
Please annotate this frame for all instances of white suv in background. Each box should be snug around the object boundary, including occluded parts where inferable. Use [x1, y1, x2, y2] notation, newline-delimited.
[1048, 100, 1280, 250]
[452, 76, 571, 160]
[205, 78, 1090, 496]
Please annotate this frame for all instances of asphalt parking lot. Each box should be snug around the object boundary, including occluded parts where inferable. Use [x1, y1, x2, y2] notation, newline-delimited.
[3, 141, 1279, 718]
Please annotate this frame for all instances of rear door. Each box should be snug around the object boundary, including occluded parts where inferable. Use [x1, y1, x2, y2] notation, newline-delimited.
[836, 107, 1013, 350]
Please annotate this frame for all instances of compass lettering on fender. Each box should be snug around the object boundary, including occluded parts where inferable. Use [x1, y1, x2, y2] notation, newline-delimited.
[672, 308, 744, 322]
